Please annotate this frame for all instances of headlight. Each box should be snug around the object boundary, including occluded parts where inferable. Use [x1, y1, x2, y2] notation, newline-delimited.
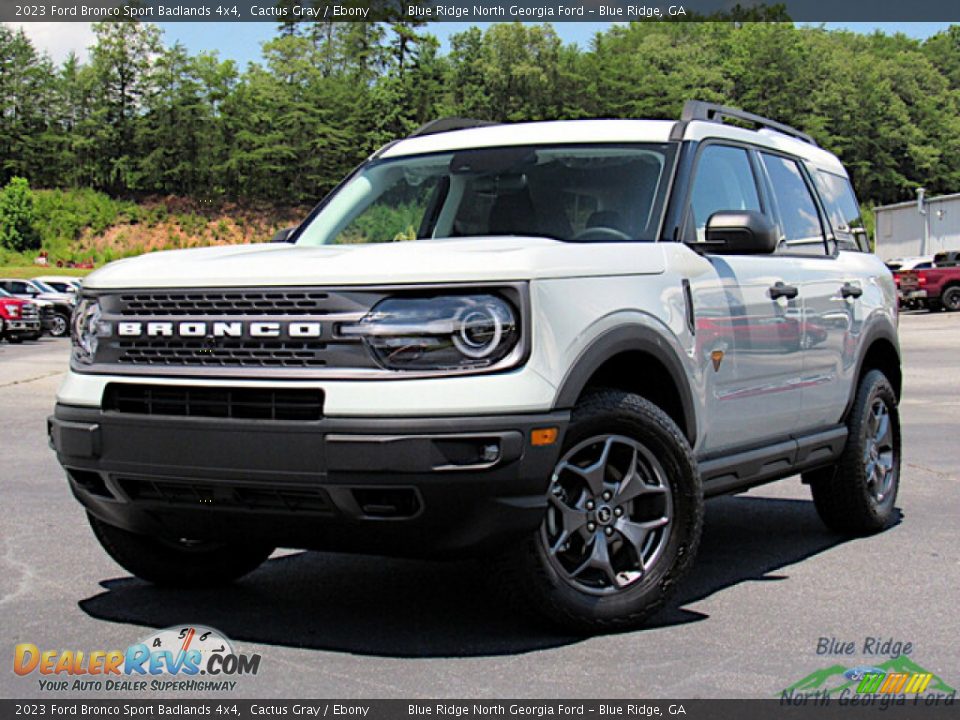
[341, 294, 519, 371]
[4, 303, 19, 318]
[71, 298, 109, 365]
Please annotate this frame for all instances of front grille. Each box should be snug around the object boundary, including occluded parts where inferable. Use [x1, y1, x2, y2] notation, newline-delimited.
[116, 290, 356, 316]
[116, 339, 330, 368]
[39, 305, 54, 320]
[117, 477, 333, 514]
[104, 383, 324, 421]
[87, 287, 383, 374]
[22, 304, 38, 319]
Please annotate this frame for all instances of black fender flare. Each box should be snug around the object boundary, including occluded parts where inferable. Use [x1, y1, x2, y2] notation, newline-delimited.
[553, 325, 698, 444]
[844, 318, 902, 420]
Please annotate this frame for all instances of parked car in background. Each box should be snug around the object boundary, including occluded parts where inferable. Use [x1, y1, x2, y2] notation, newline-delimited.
[0, 279, 76, 337]
[932, 250, 960, 267]
[33, 276, 83, 294]
[0, 288, 42, 343]
[885, 256, 934, 309]
[899, 254, 960, 311]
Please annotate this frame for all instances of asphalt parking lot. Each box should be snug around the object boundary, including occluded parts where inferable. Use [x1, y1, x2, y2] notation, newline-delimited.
[2, 312, 958, 699]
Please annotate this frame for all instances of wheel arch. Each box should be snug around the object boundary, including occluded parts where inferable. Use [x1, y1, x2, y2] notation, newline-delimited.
[553, 325, 697, 446]
[845, 324, 902, 420]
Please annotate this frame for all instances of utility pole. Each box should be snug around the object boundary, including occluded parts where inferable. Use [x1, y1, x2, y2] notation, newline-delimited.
[917, 187, 928, 255]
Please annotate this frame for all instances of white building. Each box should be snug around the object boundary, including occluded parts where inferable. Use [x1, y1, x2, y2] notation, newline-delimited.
[874, 191, 960, 261]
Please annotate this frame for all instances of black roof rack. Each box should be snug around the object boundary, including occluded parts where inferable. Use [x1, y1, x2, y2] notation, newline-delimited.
[408, 117, 498, 138]
[680, 100, 817, 146]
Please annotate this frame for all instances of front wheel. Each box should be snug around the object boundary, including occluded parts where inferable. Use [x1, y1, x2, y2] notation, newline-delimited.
[803, 370, 901, 536]
[499, 389, 703, 632]
[88, 514, 274, 586]
[48, 312, 70, 337]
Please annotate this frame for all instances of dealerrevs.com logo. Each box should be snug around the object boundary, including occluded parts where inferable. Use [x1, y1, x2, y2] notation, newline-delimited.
[14, 625, 261, 693]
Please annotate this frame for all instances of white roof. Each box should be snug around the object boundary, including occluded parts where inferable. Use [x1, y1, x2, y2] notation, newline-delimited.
[379, 120, 677, 157]
[379, 118, 847, 176]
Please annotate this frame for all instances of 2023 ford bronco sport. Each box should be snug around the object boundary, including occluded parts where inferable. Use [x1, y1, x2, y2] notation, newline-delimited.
[50, 102, 901, 630]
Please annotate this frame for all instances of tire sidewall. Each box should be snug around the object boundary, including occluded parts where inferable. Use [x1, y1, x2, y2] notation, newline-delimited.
[851, 370, 901, 522]
[530, 391, 702, 625]
[50, 313, 69, 337]
[943, 287, 960, 311]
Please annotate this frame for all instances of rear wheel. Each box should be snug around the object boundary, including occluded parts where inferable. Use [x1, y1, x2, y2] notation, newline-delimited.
[500, 389, 702, 632]
[942, 286, 960, 312]
[88, 514, 274, 586]
[803, 370, 900, 536]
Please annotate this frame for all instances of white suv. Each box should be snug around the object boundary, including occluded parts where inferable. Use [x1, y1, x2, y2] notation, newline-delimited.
[50, 102, 901, 630]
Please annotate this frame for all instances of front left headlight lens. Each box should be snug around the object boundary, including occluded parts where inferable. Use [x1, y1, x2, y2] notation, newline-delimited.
[71, 298, 108, 365]
[341, 294, 520, 371]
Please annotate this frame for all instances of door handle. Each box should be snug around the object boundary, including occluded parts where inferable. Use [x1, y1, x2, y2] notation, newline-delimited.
[769, 282, 799, 300]
[841, 282, 863, 299]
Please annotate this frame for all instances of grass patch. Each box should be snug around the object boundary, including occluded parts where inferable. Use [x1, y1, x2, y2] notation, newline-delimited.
[0, 266, 94, 279]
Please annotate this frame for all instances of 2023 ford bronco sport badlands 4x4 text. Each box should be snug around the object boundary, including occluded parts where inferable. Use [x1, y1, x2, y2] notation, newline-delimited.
[50, 102, 901, 630]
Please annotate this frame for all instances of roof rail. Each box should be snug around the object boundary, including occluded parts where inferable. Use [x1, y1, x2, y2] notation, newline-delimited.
[680, 100, 817, 146]
[408, 117, 498, 138]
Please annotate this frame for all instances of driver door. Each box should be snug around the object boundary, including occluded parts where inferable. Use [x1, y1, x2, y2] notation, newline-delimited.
[682, 143, 805, 454]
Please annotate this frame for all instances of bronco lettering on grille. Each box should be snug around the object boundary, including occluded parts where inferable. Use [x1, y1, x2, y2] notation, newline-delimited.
[116, 321, 323, 339]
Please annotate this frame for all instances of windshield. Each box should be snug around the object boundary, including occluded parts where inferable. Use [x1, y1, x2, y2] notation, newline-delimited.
[31, 280, 56, 293]
[295, 144, 675, 246]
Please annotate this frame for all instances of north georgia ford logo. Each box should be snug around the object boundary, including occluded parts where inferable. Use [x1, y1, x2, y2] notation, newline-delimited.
[116, 320, 323, 339]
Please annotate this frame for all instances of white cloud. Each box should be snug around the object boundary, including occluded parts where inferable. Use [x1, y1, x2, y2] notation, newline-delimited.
[3, 22, 95, 63]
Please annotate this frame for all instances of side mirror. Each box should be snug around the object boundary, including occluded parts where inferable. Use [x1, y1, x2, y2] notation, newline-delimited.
[271, 227, 297, 244]
[703, 210, 778, 255]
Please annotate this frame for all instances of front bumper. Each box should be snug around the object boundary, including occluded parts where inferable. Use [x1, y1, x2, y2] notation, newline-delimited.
[49, 404, 568, 557]
[3, 318, 40, 333]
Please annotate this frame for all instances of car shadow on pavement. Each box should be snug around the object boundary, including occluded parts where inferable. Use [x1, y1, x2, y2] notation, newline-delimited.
[78, 495, 900, 658]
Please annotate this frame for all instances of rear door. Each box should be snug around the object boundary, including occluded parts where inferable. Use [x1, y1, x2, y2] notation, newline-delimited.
[682, 143, 805, 454]
[758, 158, 857, 433]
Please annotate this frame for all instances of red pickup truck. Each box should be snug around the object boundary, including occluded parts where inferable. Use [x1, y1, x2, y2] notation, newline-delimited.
[899, 251, 960, 311]
[0, 289, 42, 342]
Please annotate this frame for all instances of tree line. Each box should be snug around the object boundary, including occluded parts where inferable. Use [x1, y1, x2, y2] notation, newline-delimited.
[3, 20, 960, 211]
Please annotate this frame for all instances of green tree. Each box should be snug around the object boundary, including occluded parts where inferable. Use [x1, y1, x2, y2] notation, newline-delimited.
[0, 177, 40, 252]
[88, 22, 162, 194]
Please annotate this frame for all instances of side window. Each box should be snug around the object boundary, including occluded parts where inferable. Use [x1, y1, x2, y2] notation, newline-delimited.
[759, 153, 826, 256]
[813, 170, 868, 252]
[687, 145, 762, 241]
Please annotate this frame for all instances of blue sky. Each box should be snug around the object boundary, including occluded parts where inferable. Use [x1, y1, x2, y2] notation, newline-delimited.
[7, 21, 955, 66]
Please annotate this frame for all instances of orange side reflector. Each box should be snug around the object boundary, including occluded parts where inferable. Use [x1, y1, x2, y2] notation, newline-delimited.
[531, 427, 559, 446]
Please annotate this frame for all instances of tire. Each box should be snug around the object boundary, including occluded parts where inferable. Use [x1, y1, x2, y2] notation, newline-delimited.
[928, 300, 942, 312]
[24, 332, 40, 341]
[88, 514, 274, 587]
[6, 334, 23, 344]
[498, 389, 703, 632]
[942, 286, 960, 312]
[803, 369, 900, 536]
[49, 312, 70, 338]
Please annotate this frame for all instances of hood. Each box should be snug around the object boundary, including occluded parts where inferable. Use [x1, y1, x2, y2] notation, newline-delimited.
[37, 291, 75, 305]
[83, 237, 667, 290]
